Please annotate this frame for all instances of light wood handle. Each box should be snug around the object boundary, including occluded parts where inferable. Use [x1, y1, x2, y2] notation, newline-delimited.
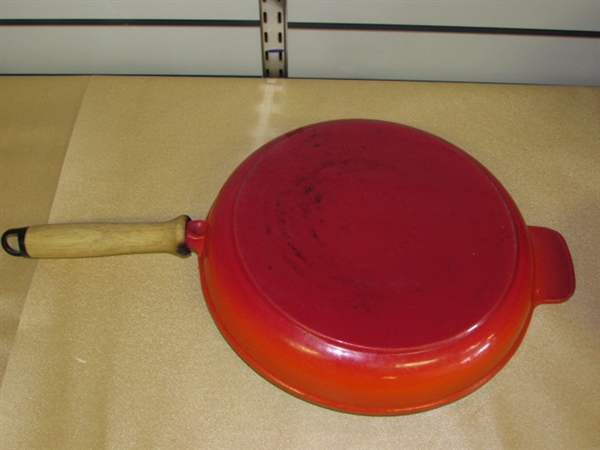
[2, 216, 191, 259]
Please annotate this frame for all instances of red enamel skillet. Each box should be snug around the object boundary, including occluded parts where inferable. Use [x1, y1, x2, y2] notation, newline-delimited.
[2, 119, 575, 415]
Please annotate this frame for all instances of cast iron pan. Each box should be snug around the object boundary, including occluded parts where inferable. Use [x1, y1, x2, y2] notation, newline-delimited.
[2, 119, 575, 414]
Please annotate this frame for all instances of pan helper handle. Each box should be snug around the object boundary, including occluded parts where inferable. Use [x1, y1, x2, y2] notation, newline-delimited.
[1, 215, 192, 259]
[529, 226, 575, 305]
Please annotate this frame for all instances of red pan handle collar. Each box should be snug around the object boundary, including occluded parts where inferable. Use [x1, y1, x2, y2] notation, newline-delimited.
[186, 220, 208, 256]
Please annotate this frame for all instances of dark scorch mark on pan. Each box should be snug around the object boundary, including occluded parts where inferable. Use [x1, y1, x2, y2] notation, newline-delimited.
[287, 240, 306, 262]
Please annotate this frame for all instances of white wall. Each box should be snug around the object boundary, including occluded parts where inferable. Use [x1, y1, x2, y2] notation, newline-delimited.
[0, 0, 258, 20]
[0, 0, 263, 76]
[288, 1, 599, 30]
[1, 0, 598, 85]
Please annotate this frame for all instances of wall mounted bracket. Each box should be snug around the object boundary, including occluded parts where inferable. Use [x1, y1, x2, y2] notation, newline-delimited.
[259, 0, 287, 78]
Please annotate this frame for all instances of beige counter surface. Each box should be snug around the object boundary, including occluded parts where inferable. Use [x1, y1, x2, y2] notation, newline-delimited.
[1, 76, 598, 449]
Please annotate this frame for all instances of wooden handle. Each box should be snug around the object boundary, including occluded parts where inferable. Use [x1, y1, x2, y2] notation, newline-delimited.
[2, 216, 191, 259]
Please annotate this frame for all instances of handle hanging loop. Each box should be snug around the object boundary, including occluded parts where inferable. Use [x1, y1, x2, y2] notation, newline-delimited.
[1, 227, 30, 257]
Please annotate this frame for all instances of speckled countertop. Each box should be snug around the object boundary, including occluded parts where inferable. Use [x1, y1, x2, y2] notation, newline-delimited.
[1, 76, 598, 449]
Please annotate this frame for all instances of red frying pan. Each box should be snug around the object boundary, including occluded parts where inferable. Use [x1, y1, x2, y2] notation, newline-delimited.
[2, 119, 575, 415]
